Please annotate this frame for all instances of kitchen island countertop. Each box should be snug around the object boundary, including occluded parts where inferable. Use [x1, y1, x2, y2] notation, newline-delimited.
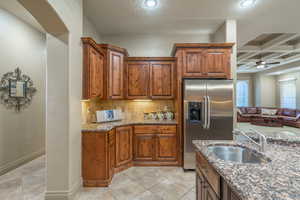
[193, 140, 300, 200]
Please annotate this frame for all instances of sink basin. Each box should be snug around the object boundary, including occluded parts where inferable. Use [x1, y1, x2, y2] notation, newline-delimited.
[207, 144, 271, 164]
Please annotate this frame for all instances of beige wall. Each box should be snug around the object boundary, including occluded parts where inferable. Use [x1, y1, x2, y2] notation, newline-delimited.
[102, 33, 211, 56]
[237, 73, 255, 107]
[0, 8, 46, 174]
[276, 71, 300, 109]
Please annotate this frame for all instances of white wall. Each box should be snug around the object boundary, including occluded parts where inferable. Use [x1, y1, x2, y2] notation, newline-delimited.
[254, 72, 277, 107]
[102, 33, 211, 56]
[83, 16, 102, 43]
[276, 71, 300, 109]
[0, 8, 46, 174]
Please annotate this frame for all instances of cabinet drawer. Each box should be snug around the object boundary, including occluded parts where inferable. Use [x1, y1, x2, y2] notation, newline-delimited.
[159, 125, 176, 134]
[134, 125, 159, 134]
[196, 152, 220, 196]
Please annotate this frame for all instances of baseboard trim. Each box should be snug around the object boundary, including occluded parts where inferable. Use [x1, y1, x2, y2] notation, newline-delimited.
[45, 179, 82, 200]
[0, 148, 45, 176]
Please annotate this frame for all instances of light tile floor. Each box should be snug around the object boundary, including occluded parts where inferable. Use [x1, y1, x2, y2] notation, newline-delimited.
[0, 156, 196, 200]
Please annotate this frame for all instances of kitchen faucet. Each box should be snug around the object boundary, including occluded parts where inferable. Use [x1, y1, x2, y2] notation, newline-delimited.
[233, 128, 267, 152]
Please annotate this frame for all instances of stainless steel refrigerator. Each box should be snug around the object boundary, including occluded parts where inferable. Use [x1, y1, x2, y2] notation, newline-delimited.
[183, 79, 233, 170]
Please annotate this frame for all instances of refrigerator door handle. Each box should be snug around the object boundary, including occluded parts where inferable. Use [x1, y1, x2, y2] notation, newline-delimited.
[207, 96, 211, 129]
[203, 96, 207, 129]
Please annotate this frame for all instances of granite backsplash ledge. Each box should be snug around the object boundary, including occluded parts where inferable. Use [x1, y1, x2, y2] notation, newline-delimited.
[81, 99, 175, 124]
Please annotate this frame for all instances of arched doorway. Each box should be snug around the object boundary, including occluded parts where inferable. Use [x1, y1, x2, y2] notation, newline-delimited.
[18, 0, 83, 199]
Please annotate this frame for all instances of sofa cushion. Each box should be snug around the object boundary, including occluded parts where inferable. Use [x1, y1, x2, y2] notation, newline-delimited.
[282, 116, 298, 122]
[239, 107, 247, 114]
[247, 107, 257, 114]
[261, 108, 278, 116]
[282, 109, 296, 117]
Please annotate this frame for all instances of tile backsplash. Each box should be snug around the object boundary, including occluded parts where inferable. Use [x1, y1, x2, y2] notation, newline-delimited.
[81, 99, 175, 124]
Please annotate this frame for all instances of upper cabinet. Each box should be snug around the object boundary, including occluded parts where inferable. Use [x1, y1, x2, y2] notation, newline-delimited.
[205, 48, 230, 78]
[127, 58, 176, 100]
[99, 44, 128, 99]
[172, 43, 234, 79]
[150, 61, 175, 99]
[126, 61, 150, 99]
[82, 38, 106, 99]
[182, 49, 206, 77]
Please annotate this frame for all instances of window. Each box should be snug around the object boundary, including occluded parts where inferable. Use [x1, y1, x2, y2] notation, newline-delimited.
[280, 79, 296, 109]
[236, 80, 249, 107]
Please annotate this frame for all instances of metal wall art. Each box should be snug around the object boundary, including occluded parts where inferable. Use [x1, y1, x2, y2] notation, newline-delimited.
[0, 68, 37, 112]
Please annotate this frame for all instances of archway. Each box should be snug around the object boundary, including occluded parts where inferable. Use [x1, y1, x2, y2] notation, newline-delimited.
[18, 0, 83, 199]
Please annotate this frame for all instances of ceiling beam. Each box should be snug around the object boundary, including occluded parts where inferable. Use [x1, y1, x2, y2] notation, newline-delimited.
[261, 41, 300, 60]
[238, 58, 283, 64]
[239, 45, 295, 53]
[238, 34, 300, 62]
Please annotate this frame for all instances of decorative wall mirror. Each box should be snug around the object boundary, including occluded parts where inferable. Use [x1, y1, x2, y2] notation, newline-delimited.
[0, 68, 37, 112]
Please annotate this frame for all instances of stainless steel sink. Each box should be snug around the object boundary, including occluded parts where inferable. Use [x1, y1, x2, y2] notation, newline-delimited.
[207, 144, 271, 164]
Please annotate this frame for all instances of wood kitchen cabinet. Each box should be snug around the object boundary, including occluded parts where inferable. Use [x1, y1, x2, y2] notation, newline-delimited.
[127, 58, 176, 99]
[126, 61, 150, 99]
[82, 130, 115, 187]
[182, 49, 207, 77]
[133, 133, 155, 161]
[150, 61, 175, 99]
[133, 125, 178, 165]
[205, 49, 230, 78]
[173, 43, 234, 79]
[196, 151, 242, 200]
[115, 126, 133, 169]
[82, 38, 106, 99]
[99, 44, 127, 99]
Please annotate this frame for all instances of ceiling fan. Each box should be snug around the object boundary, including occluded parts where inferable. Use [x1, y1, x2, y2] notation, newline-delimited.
[255, 60, 280, 69]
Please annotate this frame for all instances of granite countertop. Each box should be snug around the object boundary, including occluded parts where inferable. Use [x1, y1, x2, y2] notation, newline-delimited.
[193, 140, 300, 200]
[235, 129, 300, 145]
[82, 119, 177, 132]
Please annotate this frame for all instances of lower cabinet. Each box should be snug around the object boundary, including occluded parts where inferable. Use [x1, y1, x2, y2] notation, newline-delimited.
[196, 151, 242, 200]
[82, 124, 179, 187]
[82, 130, 115, 187]
[133, 125, 178, 165]
[115, 126, 133, 169]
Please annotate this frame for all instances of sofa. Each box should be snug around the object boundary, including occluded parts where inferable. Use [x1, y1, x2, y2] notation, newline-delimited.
[237, 107, 300, 128]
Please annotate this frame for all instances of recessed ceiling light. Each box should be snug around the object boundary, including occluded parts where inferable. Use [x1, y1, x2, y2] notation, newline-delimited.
[240, 0, 256, 8]
[144, 0, 158, 8]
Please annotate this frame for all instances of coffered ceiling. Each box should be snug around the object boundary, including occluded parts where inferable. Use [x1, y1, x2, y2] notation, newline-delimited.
[238, 33, 300, 73]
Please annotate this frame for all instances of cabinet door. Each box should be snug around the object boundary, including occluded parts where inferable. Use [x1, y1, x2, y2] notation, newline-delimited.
[108, 130, 115, 178]
[108, 50, 124, 99]
[231, 192, 241, 200]
[183, 49, 206, 77]
[156, 134, 177, 161]
[115, 126, 133, 167]
[127, 62, 150, 99]
[204, 49, 230, 79]
[89, 47, 105, 98]
[82, 132, 109, 186]
[196, 171, 205, 200]
[134, 134, 155, 161]
[150, 62, 174, 99]
[205, 185, 219, 200]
